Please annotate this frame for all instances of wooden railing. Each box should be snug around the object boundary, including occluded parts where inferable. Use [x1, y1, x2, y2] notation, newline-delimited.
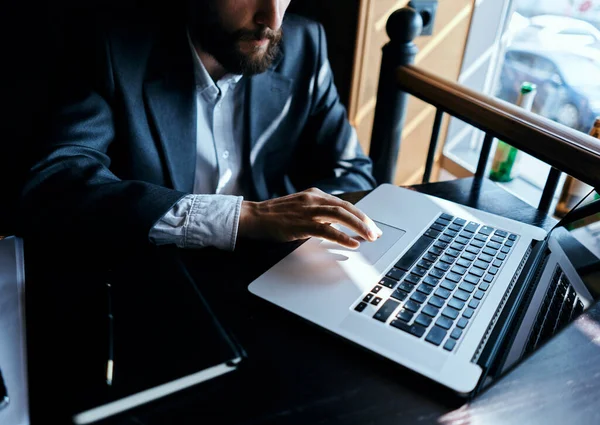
[369, 6, 600, 212]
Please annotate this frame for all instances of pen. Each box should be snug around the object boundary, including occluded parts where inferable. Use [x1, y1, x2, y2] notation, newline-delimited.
[106, 282, 114, 386]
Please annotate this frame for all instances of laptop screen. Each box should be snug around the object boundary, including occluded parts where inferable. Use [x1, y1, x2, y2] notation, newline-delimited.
[550, 189, 600, 299]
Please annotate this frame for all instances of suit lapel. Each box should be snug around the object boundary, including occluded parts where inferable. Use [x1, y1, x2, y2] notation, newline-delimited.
[247, 65, 293, 167]
[144, 26, 196, 193]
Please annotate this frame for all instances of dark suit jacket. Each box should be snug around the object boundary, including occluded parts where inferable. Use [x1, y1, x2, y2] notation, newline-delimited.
[18, 13, 375, 246]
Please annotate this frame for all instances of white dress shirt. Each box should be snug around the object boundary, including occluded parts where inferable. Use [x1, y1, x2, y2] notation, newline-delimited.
[148, 33, 247, 251]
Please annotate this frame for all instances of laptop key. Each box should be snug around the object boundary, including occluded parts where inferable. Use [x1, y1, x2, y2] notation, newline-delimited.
[397, 309, 414, 322]
[445, 272, 462, 283]
[468, 299, 480, 309]
[405, 274, 421, 285]
[451, 265, 467, 275]
[441, 280, 456, 291]
[457, 317, 469, 329]
[417, 284, 434, 295]
[454, 290, 470, 301]
[415, 314, 433, 328]
[390, 320, 426, 338]
[391, 289, 409, 301]
[497, 252, 507, 260]
[423, 276, 439, 287]
[440, 255, 455, 265]
[464, 274, 480, 285]
[434, 241, 449, 250]
[371, 297, 383, 306]
[430, 269, 445, 279]
[463, 308, 475, 319]
[446, 248, 461, 258]
[469, 268, 484, 278]
[426, 326, 448, 345]
[443, 339, 457, 351]
[443, 229, 458, 238]
[488, 267, 499, 275]
[398, 281, 414, 292]
[387, 268, 406, 281]
[465, 222, 480, 233]
[430, 223, 446, 232]
[442, 307, 459, 320]
[411, 292, 428, 304]
[450, 328, 463, 339]
[455, 237, 470, 245]
[395, 234, 436, 271]
[487, 241, 501, 250]
[363, 293, 374, 302]
[454, 218, 467, 226]
[435, 218, 451, 227]
[355, 302, 368, 312]
[474, 260, 489, 270]
[473, 290, 485, 300]
[479, 281, 490, 291]
[479, 226, 494, 236]
[371, 285, 382, 294]
[435, 316, 453, 330]
[374, 299, 400, 322]
[496, 230, 508, 238]
[440, 213, 454, 221]
[450, 242, 464, 251]
[434, 288, 451, 299]
[428, 296, 445, 308]
[425, 228, 441, 239]
[491, 235, 504, 244]
[483, 247, 497, 256]
[417, 259, 433, 269]
[448, 224, 462, 232]
[435, 262, 451, 272]
[493, 259, 503, 268]
[439, 235, 453, 244]
[423, 253, 438, 263]
[461, 252, 476, 262]
[508, 234, 517, 241]
[404, 300, 420, 312]
[458, 282, 475, 293]
[470, 240, 485, 248]
[422, 305, 439, 317]
[448, 298, 465, 310]
[379, 277, 397, 288]
[466, 246, 480, 255]
[412, 267, 428, 277]
[474, 233, 488, 242]
[429, 246, 443, 256]
[501, 246, 511, 254]
[456, 258, 472, 268]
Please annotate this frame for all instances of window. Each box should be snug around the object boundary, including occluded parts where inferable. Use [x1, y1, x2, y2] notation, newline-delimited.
[442, 0, 600, 208]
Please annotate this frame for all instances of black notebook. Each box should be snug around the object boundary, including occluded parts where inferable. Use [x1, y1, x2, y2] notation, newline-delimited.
[53, 247, 246, 424]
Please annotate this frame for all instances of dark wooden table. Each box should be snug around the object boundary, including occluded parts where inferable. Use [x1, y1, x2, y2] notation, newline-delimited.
[24, 178, 600, 425]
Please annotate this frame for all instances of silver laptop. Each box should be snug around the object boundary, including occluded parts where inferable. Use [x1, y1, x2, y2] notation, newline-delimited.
[248, 183, 600, 394]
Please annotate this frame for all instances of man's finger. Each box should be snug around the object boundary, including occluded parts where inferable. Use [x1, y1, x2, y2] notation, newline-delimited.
[318, 193, 382, 237]
[310, 223, 361, 249]
[312, 206, 377, 241]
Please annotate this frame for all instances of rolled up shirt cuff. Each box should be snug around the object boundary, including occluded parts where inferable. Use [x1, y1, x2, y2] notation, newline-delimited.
[149, 194, 243, 251]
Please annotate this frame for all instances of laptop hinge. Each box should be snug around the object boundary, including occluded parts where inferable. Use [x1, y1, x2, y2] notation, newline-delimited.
[472, 238, 548, 394]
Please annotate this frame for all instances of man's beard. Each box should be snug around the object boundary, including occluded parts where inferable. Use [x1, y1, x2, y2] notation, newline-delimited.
[189, 5, 283, 75]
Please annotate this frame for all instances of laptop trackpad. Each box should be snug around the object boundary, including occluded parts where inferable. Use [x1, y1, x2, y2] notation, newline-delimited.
[320, 221, 406, 265]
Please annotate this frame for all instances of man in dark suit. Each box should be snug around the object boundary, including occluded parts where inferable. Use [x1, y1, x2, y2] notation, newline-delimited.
[19, 0, 381, 251]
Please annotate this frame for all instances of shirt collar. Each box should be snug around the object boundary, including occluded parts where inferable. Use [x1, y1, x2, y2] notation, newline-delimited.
[186, 29, 243, 93]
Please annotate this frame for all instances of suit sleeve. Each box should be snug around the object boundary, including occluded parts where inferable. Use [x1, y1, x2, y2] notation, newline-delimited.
[17, 27, 187, 246]
[290, 22, 377, 194]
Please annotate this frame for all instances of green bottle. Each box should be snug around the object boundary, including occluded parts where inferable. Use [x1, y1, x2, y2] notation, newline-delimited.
[489, 82, 537, 182]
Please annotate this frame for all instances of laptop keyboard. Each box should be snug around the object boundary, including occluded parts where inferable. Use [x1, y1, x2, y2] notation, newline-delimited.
[524, 268, 584, 355]
[353, 213, 519, 352]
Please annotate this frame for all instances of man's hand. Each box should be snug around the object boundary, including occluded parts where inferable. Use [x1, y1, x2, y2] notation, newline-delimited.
[238, 188, 382, 249]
